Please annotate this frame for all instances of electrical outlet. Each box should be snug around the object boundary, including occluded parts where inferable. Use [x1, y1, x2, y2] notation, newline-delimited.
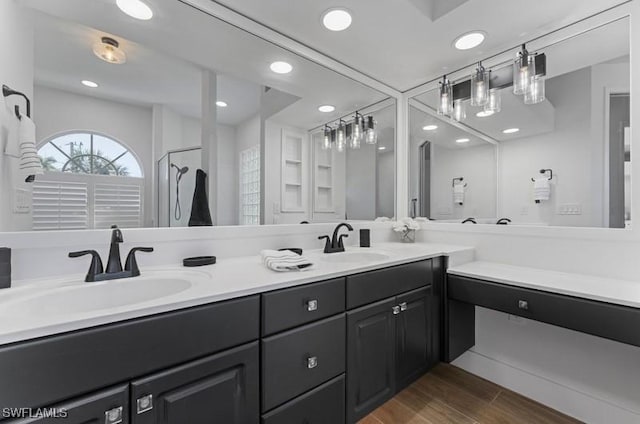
[13, 188, 30, 214]
[273, 202, 280, 213]
[520, 206, 529, 215]
[558, 203, 582, 215]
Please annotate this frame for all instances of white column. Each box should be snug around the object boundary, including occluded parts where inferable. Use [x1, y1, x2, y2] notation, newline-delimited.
[201, 70, 218, 225]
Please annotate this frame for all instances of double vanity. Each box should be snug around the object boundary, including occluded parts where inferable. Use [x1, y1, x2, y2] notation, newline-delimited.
[1, 236, 639, 423]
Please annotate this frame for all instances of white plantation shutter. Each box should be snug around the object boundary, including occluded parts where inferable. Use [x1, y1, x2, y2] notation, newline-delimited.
[94, 183, 142, 229]
[32, 181, 88, 230]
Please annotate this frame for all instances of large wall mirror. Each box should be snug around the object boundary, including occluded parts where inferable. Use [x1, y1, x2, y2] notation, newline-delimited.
[0, 0, 394, 232]
[409, 16, 630, 228]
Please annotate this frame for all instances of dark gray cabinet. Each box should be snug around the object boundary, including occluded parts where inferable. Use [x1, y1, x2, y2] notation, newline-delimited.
[7, 385, 129, 424]
[130, 341, 259, 424]
[346, 297, 397, 423]
[396, 287, 431, 391]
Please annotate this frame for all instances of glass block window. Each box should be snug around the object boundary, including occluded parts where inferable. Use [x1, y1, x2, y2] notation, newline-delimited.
[239, 146, 260, 225]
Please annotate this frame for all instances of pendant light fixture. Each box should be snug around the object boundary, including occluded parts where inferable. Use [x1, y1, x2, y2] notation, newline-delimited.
[93, 37, 127, 64]
[470, 62, 489, 106]
[348, 122, 360, 149]
[322, 125, 332, 150]
[524, 74, 545, 105]
[484, 88, 501, 114]
[437, 76, 453, 116]
[353, 112, 364, 146]
[365, 116, 377, 144]
[336, 120, 346, 152]
[513, 44, 534, 96]
[452, 100, 466, 122]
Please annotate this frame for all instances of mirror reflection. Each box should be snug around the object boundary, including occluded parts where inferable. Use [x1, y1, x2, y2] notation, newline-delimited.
[410, 16, 630, 228]
[1, 0, 393, 231]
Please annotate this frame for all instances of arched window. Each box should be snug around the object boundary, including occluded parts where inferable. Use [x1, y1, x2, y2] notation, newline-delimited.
[37, 132, 143, 178]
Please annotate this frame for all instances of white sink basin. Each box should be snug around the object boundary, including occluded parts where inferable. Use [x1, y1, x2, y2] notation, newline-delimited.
[0, 277, 192, 317]
[319, 251, 390, 264]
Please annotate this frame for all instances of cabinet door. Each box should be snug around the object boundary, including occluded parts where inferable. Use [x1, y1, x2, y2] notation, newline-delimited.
[130, 342, 259, 424]
[396, 287, 431, 391]
[7, 385, 129, 424]
[346, 297, 396, 423]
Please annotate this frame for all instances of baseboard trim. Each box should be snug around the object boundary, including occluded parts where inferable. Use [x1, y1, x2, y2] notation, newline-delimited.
[452, 350, 640, 424]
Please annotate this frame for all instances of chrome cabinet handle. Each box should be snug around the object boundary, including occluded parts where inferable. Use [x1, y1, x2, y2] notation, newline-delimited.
[136, 394, 153, 414]
[104, 406, 123, 424]
[306, 299, 318, 312]
[392, 306, 401, 315]
[307, 356, 318, 369]
[400, 302, 408, 312]
[518, 300, 529, 310]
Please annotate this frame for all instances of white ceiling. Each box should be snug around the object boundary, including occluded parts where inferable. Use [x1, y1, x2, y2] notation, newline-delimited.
[22, 0, 388, 129]
[212, 0, 627, 91]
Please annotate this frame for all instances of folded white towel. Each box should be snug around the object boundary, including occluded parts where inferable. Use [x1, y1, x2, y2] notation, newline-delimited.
[533, 177, 551, 202]
[374, 217, 390, 222]
[453, 183, 465, 205]
[18, 116, 42, 182]
[261, 249, 313, 272]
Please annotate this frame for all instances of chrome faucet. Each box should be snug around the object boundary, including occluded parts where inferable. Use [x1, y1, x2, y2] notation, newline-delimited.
[69, 225, 154, 282]
[318, 222, 354, 253]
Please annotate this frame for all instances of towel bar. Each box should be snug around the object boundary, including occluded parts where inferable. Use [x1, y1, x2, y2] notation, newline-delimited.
[2, 84, 31, 119]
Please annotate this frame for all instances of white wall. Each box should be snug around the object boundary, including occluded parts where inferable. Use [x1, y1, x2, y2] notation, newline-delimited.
[217, 123, 237, 225]
[34, 85, 154, 226]
[0, 1, 34, 232]
[431, 143, 497, 220]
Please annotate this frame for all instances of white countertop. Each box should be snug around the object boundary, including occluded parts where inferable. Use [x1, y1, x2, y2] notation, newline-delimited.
[448, 261, 640, 309]
[0, 242, 473, 345]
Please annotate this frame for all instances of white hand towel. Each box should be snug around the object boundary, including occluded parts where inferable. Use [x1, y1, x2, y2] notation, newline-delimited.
[18, 116, 43, 182]
[453, 183, 465, 205]
[533, 177, 551, 202]
[261, 249, 313, 272]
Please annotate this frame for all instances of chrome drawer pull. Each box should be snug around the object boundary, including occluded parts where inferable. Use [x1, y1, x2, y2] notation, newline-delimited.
[400, 302, 408, 312]
[392, 306, 401, 315]
[307, 356, 318, 369]
[307, 299, 318, 312]
[518, 300, 529, 310]
[136, 394, 153, 414]
[105, 406, 123, 424]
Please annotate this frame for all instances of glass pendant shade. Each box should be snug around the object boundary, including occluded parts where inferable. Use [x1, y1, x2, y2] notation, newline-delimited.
[470, 64, 489, 107]
[484, 88, 501, 114]
[452, 100, 466, 122]
[322, 126, 332, 150]
[438, 77, 453, 116]
[336, 121, 346, 152]
[347, 122, 360, 149]
[353, 113, 363, 145]
[365, 116, 377, 144]
[514, 47, 535, 96]
[524, 75, 545, 105]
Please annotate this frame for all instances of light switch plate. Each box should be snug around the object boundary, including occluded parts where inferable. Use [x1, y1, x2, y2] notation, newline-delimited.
[558, 203, 582, 215]
[13, 188, 30, 214]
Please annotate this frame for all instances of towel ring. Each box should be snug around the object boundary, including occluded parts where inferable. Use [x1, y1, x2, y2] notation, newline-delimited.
[531, 169, 552, 182]
[2, 84, 31, 120]
[452, 177, 467, 187]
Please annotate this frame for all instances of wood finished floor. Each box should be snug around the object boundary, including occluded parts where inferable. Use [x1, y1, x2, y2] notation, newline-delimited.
[359, 364, 583, 424]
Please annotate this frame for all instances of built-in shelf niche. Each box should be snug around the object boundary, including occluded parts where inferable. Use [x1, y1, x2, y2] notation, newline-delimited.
[313, 138, 334, 212]
[281, 129, 307, 212]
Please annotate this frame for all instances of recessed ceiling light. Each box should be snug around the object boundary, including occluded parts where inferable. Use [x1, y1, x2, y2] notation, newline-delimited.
[378, 146, 386, 151]
[453, 31, 486, 50]
[422, 125, 438, 131]
[318, 105, 335, 113]
[503, 128, 520, 134]
[270, 61, 293, 74]
[456, 138, 470, 143]
[322, 9, 352, 31]
[116, 0, 153, 20]
[81, 80, 98, 88]
[216, 101, 228, 107]
[476, 110, 494, 118]
[93, 37, 126, 64]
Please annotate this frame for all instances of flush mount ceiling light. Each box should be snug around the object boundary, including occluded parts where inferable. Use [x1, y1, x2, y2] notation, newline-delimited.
[93, 37, 127, 64]
[81, 80, 98, 88]
[270, 61, 293, 74]
[503, 128, 520, 134]
[116, 0, 153, 20]
[216, 101, 228, 107]
[318, 105, 335, 113]
[456, 138, 470, 143]
[423, 125, 438, 131]
[476, 110, 494, 118]
[453, 31, 486, 50]
[378, 146, 386, 151]
[322, 8, 352, 31]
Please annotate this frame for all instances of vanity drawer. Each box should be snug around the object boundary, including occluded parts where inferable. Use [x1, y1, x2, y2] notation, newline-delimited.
[261, 314, 346, 411]
[261, 375, 345, 424]
[447, 275, 640, 347]
[347, 260, 432, 309]
[262, 277, 345, 336]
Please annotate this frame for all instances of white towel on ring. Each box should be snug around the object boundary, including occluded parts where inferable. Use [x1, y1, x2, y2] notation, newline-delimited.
[260, 250, 313, 272]
[18, 116, 43, 182]
[533, 177, 551, 202]
[453, 183, 465, 205]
